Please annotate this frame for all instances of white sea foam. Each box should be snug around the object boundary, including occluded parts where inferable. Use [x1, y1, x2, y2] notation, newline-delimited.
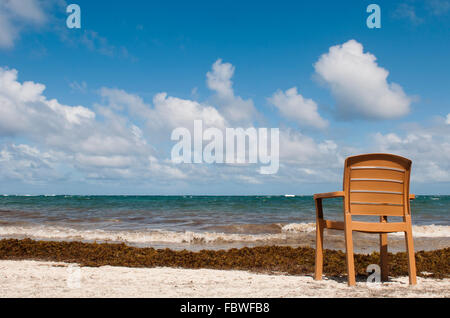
[0, 225, 294, 244]
[0, 222, 449, 246]
[280, 223, 450, 238]
[280, 223, 316, 232]
[409, 224, 450, 238]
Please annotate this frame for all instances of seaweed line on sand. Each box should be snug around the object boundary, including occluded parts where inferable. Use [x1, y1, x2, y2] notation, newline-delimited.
[0, 239, 448, 279]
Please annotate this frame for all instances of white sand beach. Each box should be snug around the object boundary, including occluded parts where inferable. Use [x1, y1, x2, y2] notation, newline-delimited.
[0, 260, 448, 298]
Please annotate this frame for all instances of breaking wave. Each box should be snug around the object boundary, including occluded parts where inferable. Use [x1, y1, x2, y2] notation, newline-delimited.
[0, 222, 449, 246]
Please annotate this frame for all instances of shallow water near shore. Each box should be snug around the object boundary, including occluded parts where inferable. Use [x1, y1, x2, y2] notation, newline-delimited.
[0, 195, 448, 252]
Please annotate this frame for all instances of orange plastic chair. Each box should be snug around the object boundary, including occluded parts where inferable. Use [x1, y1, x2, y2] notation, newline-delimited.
[313, 153, 417, 286]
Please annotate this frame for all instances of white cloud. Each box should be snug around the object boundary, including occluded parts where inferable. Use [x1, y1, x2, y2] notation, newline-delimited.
[0, 0, 46, 48]
[101, 60, 251, 134]
[0, 67, 159, 181]
[150, 92, 227, 131]
[0, 143, 65, 182]
[0, 12, 16, 48]
[99, 87, 149, 115]
[148, 156, 188, 180]
[446, 113, 450, 125]
[207, 59, 258, 124]
[207, 59, 234, 99]
[269, 87, 328, 129]
[275, 129, 347, 183]
[314, 39, 412, 120]
[280, 131, 342, 164]
[373, 124, 450, 182]
[3, 0, 46, 23]
[0, 67, 95, 136]
[75, 154, 135, 169]
[99, 87, 227, 135]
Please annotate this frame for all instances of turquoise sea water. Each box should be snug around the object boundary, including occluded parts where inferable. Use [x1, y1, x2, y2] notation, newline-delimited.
[0, 195, 448, 250]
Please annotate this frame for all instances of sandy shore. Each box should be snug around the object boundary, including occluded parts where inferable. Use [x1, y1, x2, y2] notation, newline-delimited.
[0, 260, 448, 298]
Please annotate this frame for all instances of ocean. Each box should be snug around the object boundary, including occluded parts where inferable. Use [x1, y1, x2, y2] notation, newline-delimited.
[0, 195, 448, 252]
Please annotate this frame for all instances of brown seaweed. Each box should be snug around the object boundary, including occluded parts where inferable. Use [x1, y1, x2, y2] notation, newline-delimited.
[0, 239, 448, 279]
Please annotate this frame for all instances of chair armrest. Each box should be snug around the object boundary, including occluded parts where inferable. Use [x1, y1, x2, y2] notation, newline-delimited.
[314, 191, 345, 200]
[409, 194, 415, 200]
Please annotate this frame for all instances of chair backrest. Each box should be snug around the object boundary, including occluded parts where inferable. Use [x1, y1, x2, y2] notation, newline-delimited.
[343, 153, 412, 216]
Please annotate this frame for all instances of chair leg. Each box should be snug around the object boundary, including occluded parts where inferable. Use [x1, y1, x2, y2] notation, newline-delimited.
[405, 220, 417, 285]
[344, 213, 355, 286]
[379, 216, 388, 281]
[380, 233, 388, 281]
[314, 218, 324, 280]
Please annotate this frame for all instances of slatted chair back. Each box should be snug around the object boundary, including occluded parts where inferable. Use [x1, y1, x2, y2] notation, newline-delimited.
[343, 154, 412, 217]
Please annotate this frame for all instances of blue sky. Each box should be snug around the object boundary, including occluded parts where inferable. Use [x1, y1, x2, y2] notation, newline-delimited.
[0, 0, 449, 195]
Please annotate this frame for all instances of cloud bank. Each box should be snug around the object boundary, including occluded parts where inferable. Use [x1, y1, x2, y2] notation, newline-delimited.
[0, 42, 446, 193]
